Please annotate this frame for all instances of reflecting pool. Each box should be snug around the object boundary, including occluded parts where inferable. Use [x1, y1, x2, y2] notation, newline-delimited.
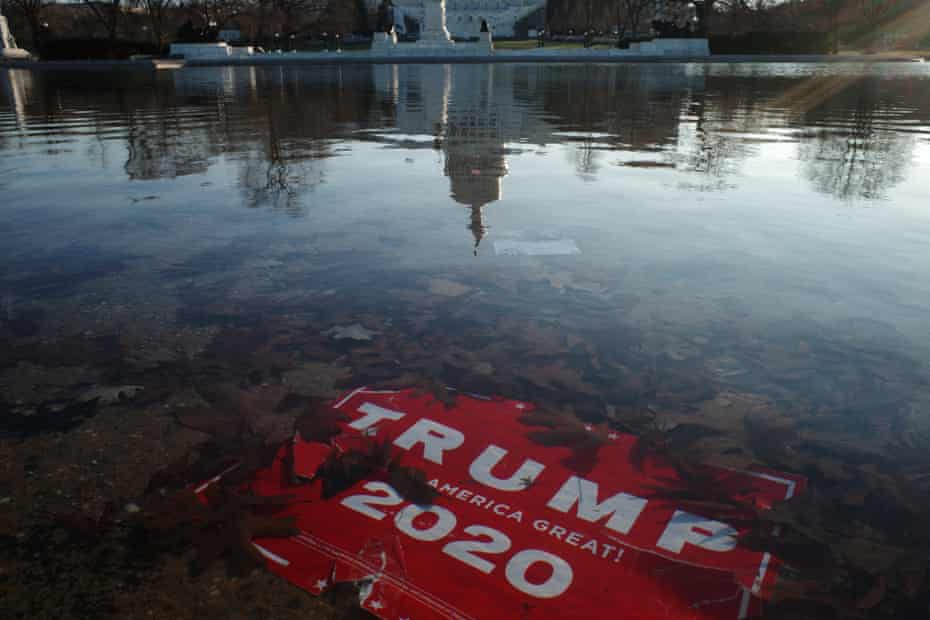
[3, 62, 930, 618]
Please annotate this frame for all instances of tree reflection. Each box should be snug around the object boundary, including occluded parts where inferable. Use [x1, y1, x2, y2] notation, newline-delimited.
[572, 135, 601, 182]
[568, 67, 602, 183]
[237, 148, 322, 215]
[671, 91, 752, 192]
[799, 83, 915, 202]
[124, 113, 212, 180]
[236, 94, 325, 215]
[5, 64, 930, 225]
[531, 65, 756, 187]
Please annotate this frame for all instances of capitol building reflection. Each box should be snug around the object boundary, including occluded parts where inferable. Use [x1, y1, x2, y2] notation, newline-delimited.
[374, 64, 551, 253]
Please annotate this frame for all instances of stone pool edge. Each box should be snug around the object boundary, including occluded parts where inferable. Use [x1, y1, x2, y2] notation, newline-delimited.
[2, 53, 924, 72]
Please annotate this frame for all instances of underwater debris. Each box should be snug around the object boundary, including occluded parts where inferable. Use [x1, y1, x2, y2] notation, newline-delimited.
[78, 385, 144, 406]
[493, 238, 581, 256]
[294, 398, 349, 443]
[139, 485, 298, 576]
[314, 439, 437, 506]
[0, 397, 100, 439]
[427, 278, 473, 298]
[519, 408, 606, 474]
[322, 324, 380, 342]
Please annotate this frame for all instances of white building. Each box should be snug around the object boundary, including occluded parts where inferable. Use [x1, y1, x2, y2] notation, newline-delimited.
[376, 0, 546, 38]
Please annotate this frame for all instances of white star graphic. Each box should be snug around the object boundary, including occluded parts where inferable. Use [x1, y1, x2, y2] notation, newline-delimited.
[584, 424, 593, 431]
[607, 432, 619, 440]
[314, 579, 328, 590]
[515, 403, 527, 410]
[369, 600, 384, 610]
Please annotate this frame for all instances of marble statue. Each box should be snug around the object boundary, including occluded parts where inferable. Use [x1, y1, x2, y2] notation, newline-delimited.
[371, 0, 484, 55]
[1, 2, 31, 59]
[418, 0, 454, 46]
[377, 0, 546, 38]
[1, 10, 15, 49]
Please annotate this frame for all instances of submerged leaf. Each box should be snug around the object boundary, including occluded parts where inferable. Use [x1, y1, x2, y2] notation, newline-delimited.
[317, 449, 376, 499]
[140, 483, 298, 578]
[856, 576, 886, 610]
[389, 466, 438, 505]
[294, 399, 348, 443]
[520, 410, 605, 474]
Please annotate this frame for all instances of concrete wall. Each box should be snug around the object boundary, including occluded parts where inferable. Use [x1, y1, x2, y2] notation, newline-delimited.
[169, 43, 254, 59]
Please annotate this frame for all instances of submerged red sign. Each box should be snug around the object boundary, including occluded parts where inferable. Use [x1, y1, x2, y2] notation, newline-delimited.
[236, 388, 804, 619]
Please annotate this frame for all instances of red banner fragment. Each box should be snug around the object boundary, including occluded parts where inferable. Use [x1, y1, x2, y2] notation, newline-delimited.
[204, 388, 805, 620]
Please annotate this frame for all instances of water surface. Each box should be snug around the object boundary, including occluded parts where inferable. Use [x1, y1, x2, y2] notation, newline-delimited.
[3, 62, 930, 618]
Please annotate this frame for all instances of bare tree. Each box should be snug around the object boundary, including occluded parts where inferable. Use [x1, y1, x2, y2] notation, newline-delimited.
[859, 0, 891, 23]
[715, 0, 776, 29]
[82, 0, 124, 47]
[715, 0, 775, 12]
[274, 0, 317, 32]
[703, 0, 715, 31]
[187, 0, 247, 33]
[822, 0, 844, 53]
[5, 0, 48, 50]
[250, 0, 275, 46]
[615, 0, 655, 41]
[136, 0, 174, 49]
[857, 0, 893, 49]
[584, 0, 596, 31]
[781, 0, 807, 31]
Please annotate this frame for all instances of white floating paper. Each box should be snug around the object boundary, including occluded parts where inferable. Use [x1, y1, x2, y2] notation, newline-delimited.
[493, 239, 581, 256]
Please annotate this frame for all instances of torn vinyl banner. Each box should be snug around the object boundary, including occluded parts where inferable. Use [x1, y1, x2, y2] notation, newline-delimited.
[225, 388, 805, 619]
